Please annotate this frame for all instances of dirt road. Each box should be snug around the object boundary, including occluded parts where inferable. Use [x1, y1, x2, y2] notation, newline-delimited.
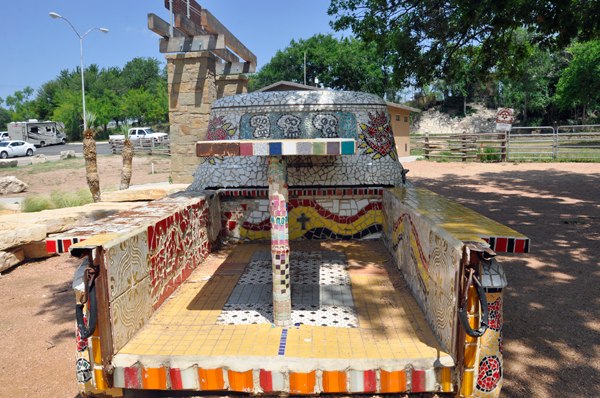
[0, 161, 598, 397]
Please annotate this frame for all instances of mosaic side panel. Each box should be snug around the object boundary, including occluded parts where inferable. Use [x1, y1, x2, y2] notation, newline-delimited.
[382, 188, 462, 353]
[474, 293, 504, 398]
[220, 196, 383, 242]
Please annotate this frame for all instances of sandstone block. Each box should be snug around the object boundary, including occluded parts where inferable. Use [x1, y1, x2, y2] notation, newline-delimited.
[31, 154, 47, 164]
[20, 241, 53, 259]
[0, 176, 28, 194]
[60, 150, 76, 160]
[0, 159, 17, 168]
[0, 248, 25, 273]
[0, 223, 46, 251]
[101, 184, 189, 202]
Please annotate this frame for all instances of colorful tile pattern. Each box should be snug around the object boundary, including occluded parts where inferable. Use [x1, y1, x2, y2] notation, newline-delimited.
[188, 91, 411, 190]
[196, 138, 356, 157]
[111, 242, 454, 394]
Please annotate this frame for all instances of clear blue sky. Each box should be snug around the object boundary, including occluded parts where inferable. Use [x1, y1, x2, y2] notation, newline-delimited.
[0, 0, 347, 102]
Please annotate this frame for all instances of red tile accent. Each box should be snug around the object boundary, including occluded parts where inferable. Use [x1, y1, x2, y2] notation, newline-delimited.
[260, 369, 272, 391]
[46, 240, 56, 254]
[412, 370, 426, 392]
[63, 239, 72, 252]
[240, 142, 253, 156]
[514, 239, 525, 253]
[364, 370, 377, 392]
[495, 237, 508, 252]
[170, 368, 183, 390]
[124, 367, 140, 389]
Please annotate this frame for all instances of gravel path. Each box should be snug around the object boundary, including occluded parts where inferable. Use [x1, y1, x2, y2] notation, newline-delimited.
[0, 161, 598, 397]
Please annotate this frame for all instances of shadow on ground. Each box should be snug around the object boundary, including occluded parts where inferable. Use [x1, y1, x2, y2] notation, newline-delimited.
[412, 168, 600, 398]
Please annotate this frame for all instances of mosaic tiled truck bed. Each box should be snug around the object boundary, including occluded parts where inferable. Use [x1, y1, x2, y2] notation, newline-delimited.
[53, 90, 529, 397]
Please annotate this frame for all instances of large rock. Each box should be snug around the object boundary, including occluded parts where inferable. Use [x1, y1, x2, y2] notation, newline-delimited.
[0, 248, 25, 273]
[0, 202, 141, 234]
[0, 176, 28, 194]
[60, 150, 76, 160]
[20, 241, 53, 260]
[101, 183, 189, 202]
[0, 223, 46, 251]
[31, 154, 47, 164]
[0, 159, 18, 168]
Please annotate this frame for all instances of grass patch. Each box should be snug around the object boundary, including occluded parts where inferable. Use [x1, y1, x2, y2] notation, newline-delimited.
[21, 189, 93, 213]
[481, 148, 501, 162]
[21, 158, 85, 175]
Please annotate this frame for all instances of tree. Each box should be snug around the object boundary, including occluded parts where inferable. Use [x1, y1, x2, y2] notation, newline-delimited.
[328, 0, 600, 87]
[5, 87, 36, 121]
[121, 57, 164, 93]
[555, 40, 600, 124]
[82, 110, 101, 202]
[249, 34, 392, 96]
[0, 98, 11, 130]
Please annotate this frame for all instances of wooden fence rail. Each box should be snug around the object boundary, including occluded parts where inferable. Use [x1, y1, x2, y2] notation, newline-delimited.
[109, 138, 171, 156]
[412, 133, 507, 162]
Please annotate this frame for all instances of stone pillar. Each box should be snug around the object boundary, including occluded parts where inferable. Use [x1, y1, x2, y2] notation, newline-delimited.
[166, 51, 217, 184]
[216, 75, 249, 99]
[268, 156, 291, 326]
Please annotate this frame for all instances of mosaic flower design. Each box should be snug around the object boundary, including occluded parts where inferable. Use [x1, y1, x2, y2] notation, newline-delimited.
[207, 116, 235, 141]
[476, 355, 502, 392]
[487, 297, 502, 331]
[359, 111, 397, 159]
[76, 357, 92, 383]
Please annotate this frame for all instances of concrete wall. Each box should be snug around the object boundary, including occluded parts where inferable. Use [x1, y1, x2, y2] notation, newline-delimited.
[388, 107, 411, 157]
[166, 51, 248, 183]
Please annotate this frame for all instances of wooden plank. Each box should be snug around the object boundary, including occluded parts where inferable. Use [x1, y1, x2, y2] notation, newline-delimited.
[174, 11, 208, 36]
[148, 13, 187, 38]
[212, 47, 240, 63]
[95, 247, 115, 387]
[216, 62, 256, 75]
[200, 9, 257, 65]
[159, 34, 225, 53]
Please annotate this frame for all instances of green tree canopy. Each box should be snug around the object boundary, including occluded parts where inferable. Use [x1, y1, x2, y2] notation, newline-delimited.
[328, 0, 600, 87]
[249, 34, 392, 96]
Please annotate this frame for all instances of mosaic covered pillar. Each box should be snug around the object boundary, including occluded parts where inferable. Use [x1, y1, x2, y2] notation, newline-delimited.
[268, 156, 291, 326]
[474, 259, 507, 398]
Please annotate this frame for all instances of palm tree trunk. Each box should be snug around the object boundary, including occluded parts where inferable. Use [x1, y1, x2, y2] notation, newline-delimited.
[120, 139, 134, 190]
[83, 129, 101, 202]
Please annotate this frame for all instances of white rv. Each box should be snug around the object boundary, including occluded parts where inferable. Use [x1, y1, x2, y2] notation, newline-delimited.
[7, 120, 67, 147]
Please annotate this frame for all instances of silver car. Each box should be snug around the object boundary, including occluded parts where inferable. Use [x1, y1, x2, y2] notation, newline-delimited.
[0, 140, 36, 158]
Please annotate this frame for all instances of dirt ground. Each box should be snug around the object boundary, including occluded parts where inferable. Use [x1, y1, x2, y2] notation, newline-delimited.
[0, 160, 599, 397]
[0, 154, 172, 198]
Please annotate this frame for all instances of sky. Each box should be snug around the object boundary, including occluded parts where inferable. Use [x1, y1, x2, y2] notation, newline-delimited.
[0, 0, 348, 102]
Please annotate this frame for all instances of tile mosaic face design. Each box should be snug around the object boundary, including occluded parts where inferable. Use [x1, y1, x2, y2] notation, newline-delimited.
[189, 91, 410, 190]
[217, 251, 359, 328]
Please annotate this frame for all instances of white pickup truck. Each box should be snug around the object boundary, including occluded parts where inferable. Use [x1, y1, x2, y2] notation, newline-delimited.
[108, 127, 168, 143]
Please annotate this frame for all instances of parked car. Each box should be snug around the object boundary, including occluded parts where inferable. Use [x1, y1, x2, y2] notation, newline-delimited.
[57, 132, 67, 144]
[0, 132, 10, 141]
[0, 140, 36, 158]
[108, 127, 168, 143]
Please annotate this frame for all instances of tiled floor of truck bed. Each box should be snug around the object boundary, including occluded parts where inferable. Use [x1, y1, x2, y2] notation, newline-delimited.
[120, 241, 451, 362]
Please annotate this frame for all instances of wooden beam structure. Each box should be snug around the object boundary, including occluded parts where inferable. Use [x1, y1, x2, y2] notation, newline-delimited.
[174, 11, 207, 36]
[212, 48, 240, 63]
[159, 34, 225, 53]
[215, 61, 255, 75]
[200, 9, 257, 66]
[148, 13, 187, 38]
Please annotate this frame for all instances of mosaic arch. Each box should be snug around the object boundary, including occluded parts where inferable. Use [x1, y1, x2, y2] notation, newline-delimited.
[189, 90, 412, 190]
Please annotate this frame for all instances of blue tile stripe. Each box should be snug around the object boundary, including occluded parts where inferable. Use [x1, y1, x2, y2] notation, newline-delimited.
[278, 328, 288, 356]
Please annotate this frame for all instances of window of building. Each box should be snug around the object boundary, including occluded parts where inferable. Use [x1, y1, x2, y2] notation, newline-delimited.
[404, 116, 408, 122]
[396, 115, 400, 121]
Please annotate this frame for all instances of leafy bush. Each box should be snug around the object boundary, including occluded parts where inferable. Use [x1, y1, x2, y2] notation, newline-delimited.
[481, 148, 500, 162]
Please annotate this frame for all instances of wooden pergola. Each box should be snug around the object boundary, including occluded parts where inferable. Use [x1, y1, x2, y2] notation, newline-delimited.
[148, 0, 256, 75]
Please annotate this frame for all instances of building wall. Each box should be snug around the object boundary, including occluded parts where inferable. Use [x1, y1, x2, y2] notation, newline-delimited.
[388, 107, 411, 157]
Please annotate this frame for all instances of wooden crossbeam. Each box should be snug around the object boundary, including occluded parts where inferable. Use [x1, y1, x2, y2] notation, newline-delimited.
[200, 9, 257, 66]
[174, 11, 207, 36]
[215, 62, 256, 75]
[159, 35, 225, 53]
[148, 13, 187, 38]
[212, 48, 240, 63]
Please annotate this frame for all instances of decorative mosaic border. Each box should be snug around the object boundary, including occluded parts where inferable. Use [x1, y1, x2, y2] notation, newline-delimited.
[197, 139, 356, 157]
[481, 236, 530, 254]
[218, 188, 384, 198]
[46, 237, 85, 254]
[110, 365, 454, 394]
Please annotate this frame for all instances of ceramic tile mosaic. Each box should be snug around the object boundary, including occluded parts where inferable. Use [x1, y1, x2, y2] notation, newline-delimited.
[221, 196, 384, 242]
[187, 91, 412, 190]
[196, 139, 356, 157]
[385, 187, 530, 253]
[112, 242, 454, 395]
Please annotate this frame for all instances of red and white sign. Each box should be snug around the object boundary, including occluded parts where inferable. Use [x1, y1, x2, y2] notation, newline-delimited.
[496, 108, 514, 131]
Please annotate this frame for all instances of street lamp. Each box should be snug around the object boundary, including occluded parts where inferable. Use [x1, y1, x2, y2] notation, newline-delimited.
[49, 12, 108, 131]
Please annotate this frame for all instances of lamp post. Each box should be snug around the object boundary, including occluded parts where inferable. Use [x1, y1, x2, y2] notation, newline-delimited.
[49, 12, 108, 132]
